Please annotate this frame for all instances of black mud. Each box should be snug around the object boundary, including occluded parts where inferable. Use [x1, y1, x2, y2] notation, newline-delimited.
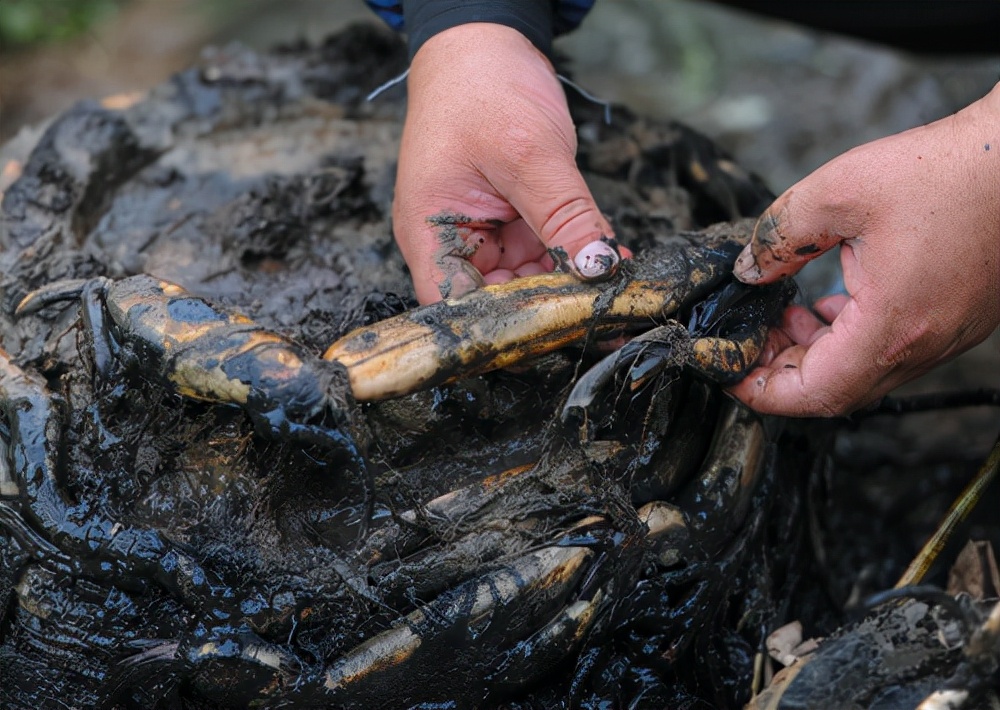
[0, 23, 997, 710]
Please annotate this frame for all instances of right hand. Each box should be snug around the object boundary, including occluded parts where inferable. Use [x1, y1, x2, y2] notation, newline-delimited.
[729, 81, 1000, 416]
[393, 22, 628, 305]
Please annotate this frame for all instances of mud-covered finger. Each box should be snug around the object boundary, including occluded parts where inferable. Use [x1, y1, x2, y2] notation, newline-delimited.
[733, 185, 858, 284]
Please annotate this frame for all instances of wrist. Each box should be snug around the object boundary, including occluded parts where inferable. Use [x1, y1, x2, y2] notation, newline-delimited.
[963, 83, 1000, 211]
[981, 80, 1000, 113]
[961, 83, 1000, 306]
[409, 22, 555, 88]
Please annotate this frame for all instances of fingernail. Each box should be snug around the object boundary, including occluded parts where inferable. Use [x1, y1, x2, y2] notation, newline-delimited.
[733, 246, 761, 283]
[574, 241, 619, 280]
[438, 258, 485, 300]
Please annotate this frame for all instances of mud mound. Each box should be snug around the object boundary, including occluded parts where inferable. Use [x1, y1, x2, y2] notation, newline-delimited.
[3, 22, 987, 710]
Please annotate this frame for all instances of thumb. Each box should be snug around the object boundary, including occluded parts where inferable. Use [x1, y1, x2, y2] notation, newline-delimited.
[493, 147, 626, 279]
[733, 167, 867, 285]
[729, 298, 900, 416]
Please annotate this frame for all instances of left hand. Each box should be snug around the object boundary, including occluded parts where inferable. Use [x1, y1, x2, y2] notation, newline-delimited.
[393, 23, 627, 305]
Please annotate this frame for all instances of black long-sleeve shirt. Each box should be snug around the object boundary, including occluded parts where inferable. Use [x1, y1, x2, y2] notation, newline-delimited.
[364, 0, 1000, 57]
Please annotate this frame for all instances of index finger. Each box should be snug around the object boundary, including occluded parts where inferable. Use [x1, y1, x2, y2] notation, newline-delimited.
[733, 163, 871, 285]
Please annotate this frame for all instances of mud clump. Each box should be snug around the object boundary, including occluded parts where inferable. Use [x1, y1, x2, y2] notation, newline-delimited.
[1, 22, 975, 710]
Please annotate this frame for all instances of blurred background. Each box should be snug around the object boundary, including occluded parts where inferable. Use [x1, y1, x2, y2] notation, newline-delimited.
[3, 0, 998, 190]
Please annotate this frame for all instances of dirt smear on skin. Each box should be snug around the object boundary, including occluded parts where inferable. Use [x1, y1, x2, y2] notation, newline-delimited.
[1, 22, 998, 710]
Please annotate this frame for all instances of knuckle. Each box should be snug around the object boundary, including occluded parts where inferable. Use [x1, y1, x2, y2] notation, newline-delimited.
[538, 196, 600, 245]
[496, 127, 555, 169]
[875, 318, 934, 371]
[755, 367, 851, 418]
[491, 108, 575, 165]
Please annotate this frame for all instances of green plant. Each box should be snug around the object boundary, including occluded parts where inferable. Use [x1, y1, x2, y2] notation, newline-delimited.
[0, 0, 121, 50]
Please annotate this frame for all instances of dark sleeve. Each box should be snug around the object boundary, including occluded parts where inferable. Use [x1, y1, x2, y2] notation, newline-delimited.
[363, 0, 597, 58]
[365, 0, 406, 31]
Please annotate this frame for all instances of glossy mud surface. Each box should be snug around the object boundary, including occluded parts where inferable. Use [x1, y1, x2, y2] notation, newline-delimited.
[0, 13, 998, 710]
[0, 26, 815, 709]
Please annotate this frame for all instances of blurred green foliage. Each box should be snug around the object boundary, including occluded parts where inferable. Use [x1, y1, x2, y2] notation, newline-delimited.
[0, 0, 121, 50]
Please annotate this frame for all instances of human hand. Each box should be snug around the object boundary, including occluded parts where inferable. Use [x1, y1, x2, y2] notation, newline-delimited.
[728, 82, 1000, 417]
[394, 23, 627, 305]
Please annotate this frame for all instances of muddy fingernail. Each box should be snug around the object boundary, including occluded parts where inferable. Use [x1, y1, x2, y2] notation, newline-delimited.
[733, 247, 761, 283]
[574, 241, 619, 280]
[438, 259, 485, 300]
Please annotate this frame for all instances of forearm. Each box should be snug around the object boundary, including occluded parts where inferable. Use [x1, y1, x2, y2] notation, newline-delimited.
[975, 80, 1000, 205]
[974, 81, 1000, 297]
[953, 80, 1000, 265]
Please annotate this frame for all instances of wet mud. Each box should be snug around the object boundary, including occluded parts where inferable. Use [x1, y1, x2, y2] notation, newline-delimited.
[0, 23, 998, 710]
